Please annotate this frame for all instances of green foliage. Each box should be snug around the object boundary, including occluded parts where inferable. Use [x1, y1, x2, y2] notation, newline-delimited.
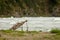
[0, 30, 40, 37]
[0, 0, 60, 17]
[0, 30, 15, 33]
[27, 31, 39, 34]
[0, 30, 25, 36]
[50, 29, 60, 34]
[48, 0, 59, 17]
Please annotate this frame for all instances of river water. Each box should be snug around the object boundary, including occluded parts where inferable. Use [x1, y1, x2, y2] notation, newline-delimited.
[0, 17, 60, 32]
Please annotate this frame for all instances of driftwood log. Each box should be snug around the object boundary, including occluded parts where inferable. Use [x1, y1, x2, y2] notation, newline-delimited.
[10, 20, 27, 30]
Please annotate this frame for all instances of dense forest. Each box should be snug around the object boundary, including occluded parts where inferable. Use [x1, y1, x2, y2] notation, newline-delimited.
[0, 0, 60, 17]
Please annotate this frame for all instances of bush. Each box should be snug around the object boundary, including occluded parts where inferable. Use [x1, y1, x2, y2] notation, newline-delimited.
[50, 29, 60, 34]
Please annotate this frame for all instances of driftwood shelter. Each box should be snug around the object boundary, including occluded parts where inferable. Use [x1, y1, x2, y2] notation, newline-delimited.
[10, 20, 27, 30]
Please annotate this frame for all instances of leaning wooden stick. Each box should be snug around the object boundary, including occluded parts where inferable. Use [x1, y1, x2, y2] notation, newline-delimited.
[10, 20, 27, 30]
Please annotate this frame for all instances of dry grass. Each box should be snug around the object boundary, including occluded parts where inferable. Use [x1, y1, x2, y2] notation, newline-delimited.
[0, 30, 60, 40]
